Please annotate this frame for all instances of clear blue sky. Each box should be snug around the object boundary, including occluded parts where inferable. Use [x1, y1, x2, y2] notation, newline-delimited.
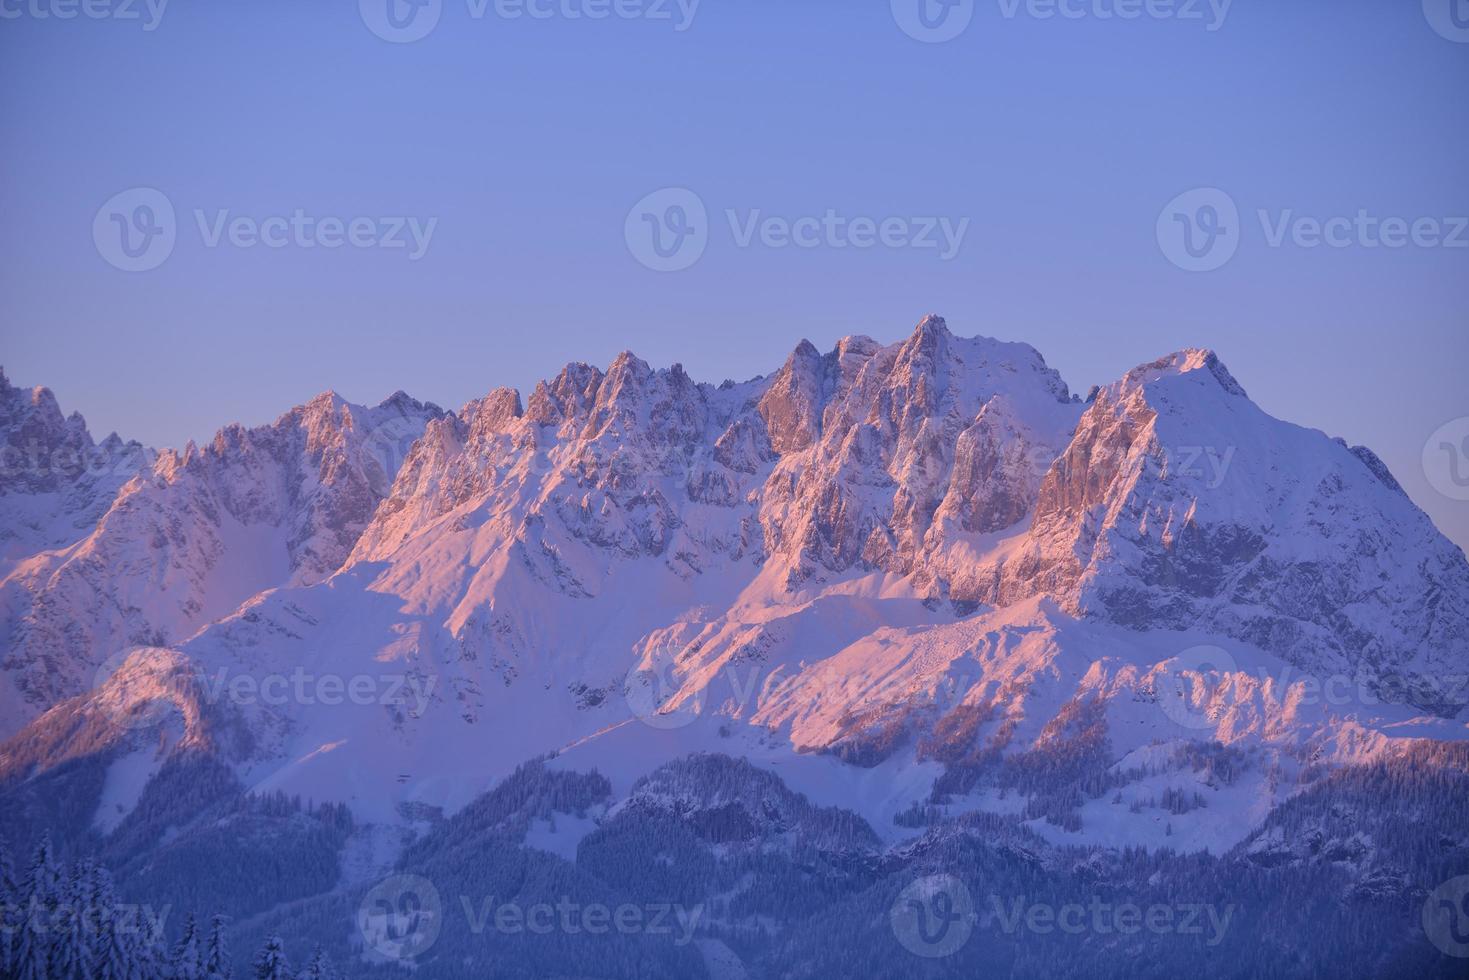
[1, 0, 1466, 548]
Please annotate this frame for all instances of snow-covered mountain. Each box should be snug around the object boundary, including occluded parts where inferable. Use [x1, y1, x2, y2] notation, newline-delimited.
[2, 316, 1466, 861]
[959, 348, 1469, 714]
[0, 368, 151, 571]
[0, 386, 443, 730]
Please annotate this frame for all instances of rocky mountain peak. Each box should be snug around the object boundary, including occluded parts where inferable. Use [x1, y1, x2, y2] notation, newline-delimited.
[0, 370, 152, 566]
[758, 339, 831, 455]
[525, 362, 604, 427]
[1114, 347, 1248, 400]
[463, 387, 524, 439]
[902, 312, 952, 357]
[378, 389, 431, 413]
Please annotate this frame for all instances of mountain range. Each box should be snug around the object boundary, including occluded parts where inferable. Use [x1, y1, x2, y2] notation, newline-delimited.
[2, 315, 1465, 978]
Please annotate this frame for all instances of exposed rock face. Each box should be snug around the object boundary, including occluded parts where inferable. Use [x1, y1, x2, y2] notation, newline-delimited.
[0, 367, 152, 567]
[757, 339, 828, 455]
[967, 349, 1469, 713]
[343, 317, 1085, 681]
[352, 353, 773, 577]
[754, 316, 1080, 588]
[0, 389, 442, 725]
[345, 317, 1468, 737]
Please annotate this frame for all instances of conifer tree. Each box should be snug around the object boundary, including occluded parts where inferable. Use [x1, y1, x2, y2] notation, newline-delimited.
[0, 835, 16, 976]
[88, 864, 140, 980]
[136, 929, 172, 980]
[49, 860, 97, 980]
[174, 912, 205, 980]
[252, 934, 291, 980]
[14, 835, 60, 980]
[204, 913, 234, 980]
[295, 944, 331, 980]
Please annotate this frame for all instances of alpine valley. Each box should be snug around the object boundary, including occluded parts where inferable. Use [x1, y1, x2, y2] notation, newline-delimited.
[1, 316, 1466, 979]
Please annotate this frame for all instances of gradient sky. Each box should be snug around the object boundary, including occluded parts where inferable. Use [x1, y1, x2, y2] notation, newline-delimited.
[1, 0, 1466, 548]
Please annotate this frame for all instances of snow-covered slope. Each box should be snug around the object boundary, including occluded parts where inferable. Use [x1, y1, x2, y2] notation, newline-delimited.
[0, 389, 443, 731]
[2, 316, 1466, 858]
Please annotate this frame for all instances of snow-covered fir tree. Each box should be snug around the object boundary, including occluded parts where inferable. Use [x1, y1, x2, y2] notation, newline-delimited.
[204, 913, 234, 980]
[48, 860, 96, 980]
[0, 835, 16, 977]
[251, 934, 291, 980]
[172, 912, 204, 980]
[13, 835, 60, 980]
